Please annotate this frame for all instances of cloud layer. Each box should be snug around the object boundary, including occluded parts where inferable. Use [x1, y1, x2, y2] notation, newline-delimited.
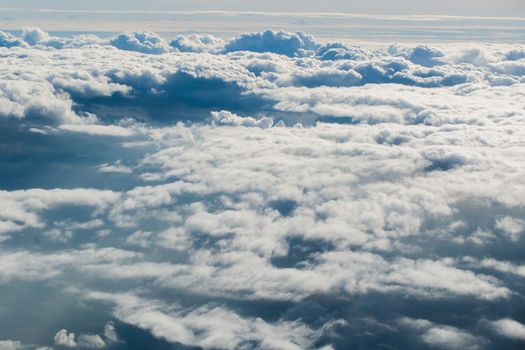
[0, 28, 524, 350]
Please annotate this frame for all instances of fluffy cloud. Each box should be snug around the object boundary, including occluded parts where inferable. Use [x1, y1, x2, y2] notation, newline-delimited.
[399, 318, 486, 350]
[495, 217, 524, 241]
[211, 110, 274, 128]
[0, 28, 523, 131]
[0, 31, 24, 48]
[489, 319, 525, 340]
[223, 29, 318, 57]
[0, 28, 524, 350]
[0, 188, 118, 237]
[109, 31, 170, 54]
[21, 27, 50, 46]
[55, 329, 77, 348]
[0, 341, 21, 350]
[54, 329, 109, 349]
[170, 34, 224, 53]
[84, 291, 320, 350]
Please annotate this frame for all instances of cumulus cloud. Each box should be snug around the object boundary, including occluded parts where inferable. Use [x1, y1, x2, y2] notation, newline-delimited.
[0, 31, 25, 48]
[489, 319, 525, 340]
[421, 326, 484, 350]
[223, 29, 318, 57]
[399, 318, 486, 350]
[84, 291, 320, 350]
[55, 329, 77, 348]
[0, 28, 524, 350]
[211, 110, 273, 128]
[21, 27, 50, 46]
[109, 31, 170, 54]
[495, 216, 524, 241]
[170, 34, 224, 53]
[0, 341, 21, 350]
[97, 161, 133, 174]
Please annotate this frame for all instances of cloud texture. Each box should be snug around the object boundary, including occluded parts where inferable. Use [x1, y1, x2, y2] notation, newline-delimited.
[0, 28, 524, 350]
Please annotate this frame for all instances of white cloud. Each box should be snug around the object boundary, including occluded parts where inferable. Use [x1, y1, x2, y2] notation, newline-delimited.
[97, 161, 133, 174]
[0, 31, 25, 48]
[78, 334, 106, 349]
[54, 329, 77, 348]
[0, 248, 139, 282]
[211, 110, 273, 128]
[21, 27, 50, 46]
[0, 341, 21, 350]
[495, 216, 524, 241]
[0, 188, 118, 237]
[422, 326, 484, 350]
[170, 34, 224, 53]
[84, 291, 320, 350]
[102, 322, 119, 343]
[1, 28, 525, 350]
[399, 318, 486, 350]
[223, 29, 318, 57]
[109, 31, 170, 54]
[489, 319, 525, 340]
[54, 329, 108, 349]
[59, 124, 136, 137]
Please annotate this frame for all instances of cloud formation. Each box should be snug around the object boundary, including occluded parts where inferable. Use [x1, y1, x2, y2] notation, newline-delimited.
[109, 31, 170, 54]
[0, 28, 524, 350]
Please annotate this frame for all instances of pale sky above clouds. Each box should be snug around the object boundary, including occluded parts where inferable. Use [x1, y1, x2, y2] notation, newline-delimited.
[1, 0, 524, 16]
[1, 0, 524, 42]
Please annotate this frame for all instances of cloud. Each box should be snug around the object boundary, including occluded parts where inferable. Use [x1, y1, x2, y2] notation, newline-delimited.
[489, 319, 525, 340]
[0, 341, 21, 350]
[0, 31, 25, 48]
[78, 334, 106, 349]
[55, 329, 77, 348]
[54, 329, 108, 349]
[389, 44, 445, 67]
[0, 248, 139, 282]
[109, 31, 170, 54]
[421, 326, 484, 350]
[0, 188, 118, 238]
[399, 318, 486, 350]
[170, 34, 224, 53]
[97, 161, 133, 174]
[21, 27, 50, 46]
[0, 78, 88, 126]
[20, 27, 101, 49]
[59, 124, 136, 137]
[1, 28, 525, 350]
[223, 29, 318, 57]
[211, 110, 274, 128]
[495, 216, 524, 241]
[84, 291, 320, 350]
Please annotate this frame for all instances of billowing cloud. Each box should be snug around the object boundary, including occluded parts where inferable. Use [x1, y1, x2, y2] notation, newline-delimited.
[0, 28, 524, 350]
[223, 29, 318, 57]
[55, 329, 77, 348]
[489, 319, 525, 341]
[109, 31, 170, 54]
[0, 31, 25, 48]
[170, 34, 224, 53]
[399, 318, 486, 350]
[0, 340, 22, 350]
[211, 110, 274, 128]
